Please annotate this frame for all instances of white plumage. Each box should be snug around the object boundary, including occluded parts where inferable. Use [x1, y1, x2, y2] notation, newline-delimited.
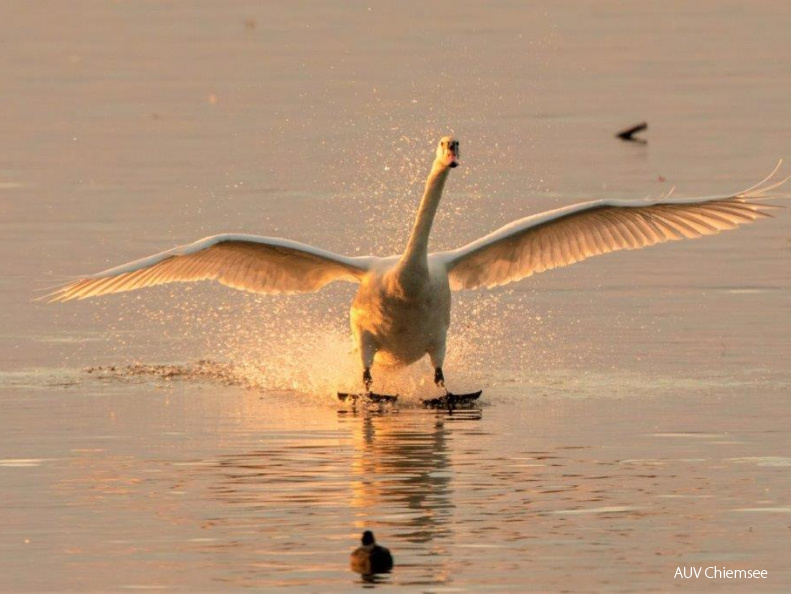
[437, 191, 777, 290]
[47, 234, 372, 300]
[46, 139, 785, 393]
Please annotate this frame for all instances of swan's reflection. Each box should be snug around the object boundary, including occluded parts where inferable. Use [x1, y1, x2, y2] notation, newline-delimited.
[340, 406, 482, 583]
[176, 403, 482, 588]
[347, 410, 453, 542]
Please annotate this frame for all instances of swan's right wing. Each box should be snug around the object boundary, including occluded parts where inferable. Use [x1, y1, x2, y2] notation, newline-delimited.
[435, 169, 786, 291]
[44, 234, 374, 302]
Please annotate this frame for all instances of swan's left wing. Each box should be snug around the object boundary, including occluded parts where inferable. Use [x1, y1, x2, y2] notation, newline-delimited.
[435, 172, 786, 291]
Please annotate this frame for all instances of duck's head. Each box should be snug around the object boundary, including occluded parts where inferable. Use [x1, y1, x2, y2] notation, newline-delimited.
[361, 530, 375, 546]
[436, 136, 459, 169]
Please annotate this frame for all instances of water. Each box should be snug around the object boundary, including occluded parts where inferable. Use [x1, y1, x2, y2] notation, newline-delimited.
[2, 1, 790, 591]
[3, 377, 791, 591]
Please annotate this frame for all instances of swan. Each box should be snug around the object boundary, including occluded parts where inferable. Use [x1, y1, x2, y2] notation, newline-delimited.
[45, 137, 785, 397]
[350, 530, 393, 576]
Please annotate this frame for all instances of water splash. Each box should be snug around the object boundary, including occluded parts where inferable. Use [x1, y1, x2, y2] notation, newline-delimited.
[84, 278, 555, 400]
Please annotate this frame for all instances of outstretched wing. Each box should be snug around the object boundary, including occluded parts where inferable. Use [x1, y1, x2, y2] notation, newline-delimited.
[44, 234, 374, 302]
[435, 169, 787, 291]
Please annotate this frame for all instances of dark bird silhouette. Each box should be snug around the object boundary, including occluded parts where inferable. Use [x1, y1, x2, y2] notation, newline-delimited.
[350, 530, 394, 576]
[615, 121, 648, 143]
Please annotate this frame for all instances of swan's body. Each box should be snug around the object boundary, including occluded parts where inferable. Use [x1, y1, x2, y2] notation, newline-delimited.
[46, 137, 785, 394]
[351, 255, 451, 369]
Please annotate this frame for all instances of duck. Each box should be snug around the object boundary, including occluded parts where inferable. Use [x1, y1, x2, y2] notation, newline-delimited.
[45, 137, 785, 396]
[350, 530, 393, 576]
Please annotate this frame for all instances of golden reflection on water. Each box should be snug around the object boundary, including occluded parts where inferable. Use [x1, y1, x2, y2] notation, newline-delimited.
[348, 409, 454, 586]
[349, 410, 454, 541]
[342, 407, 480, 585]
[8, 382, 789, 590]
[348, 407, 485, 589]
[199, 404, 485, 587]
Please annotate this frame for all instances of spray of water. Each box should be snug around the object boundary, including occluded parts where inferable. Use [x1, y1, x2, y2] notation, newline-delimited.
[101, 282, 547, 403]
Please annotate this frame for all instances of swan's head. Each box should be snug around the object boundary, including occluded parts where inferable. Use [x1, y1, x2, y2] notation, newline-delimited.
[436, 136, 460, 169]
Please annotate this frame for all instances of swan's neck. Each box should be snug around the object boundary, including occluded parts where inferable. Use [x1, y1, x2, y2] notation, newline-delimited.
[400, 162, 449, 271]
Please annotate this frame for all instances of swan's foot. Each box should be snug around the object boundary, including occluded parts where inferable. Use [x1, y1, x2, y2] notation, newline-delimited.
[426, 367, 481, 410]
[337, 367, 397, 403]
[337, 368, 398, 403]
[422, 390, 482, 410]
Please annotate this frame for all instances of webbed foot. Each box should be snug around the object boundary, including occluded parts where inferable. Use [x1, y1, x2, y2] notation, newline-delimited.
[422, 390, 482, 410]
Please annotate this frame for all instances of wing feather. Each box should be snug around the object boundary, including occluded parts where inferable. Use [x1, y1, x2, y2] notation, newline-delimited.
[435, 171, 786, 291]
[44, 234, 373, 302]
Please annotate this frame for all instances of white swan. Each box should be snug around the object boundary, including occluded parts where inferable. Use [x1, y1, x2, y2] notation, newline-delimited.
[46, 137, 785, 396]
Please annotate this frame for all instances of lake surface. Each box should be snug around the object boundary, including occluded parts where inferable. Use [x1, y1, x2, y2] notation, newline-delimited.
[1, 1, 790, 591]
